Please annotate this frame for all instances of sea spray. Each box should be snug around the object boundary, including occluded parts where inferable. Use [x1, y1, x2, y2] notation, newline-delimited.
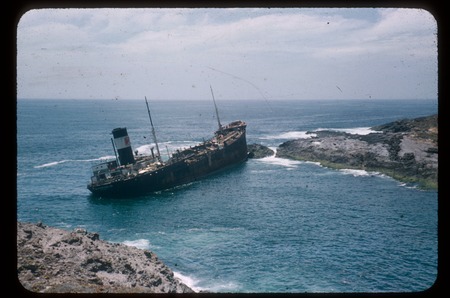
[122, 239, 151, 250]
[173, 272, 204, 293]
[34, 156, 115, 168]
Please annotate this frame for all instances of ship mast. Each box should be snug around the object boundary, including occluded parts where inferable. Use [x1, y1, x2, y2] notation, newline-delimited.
[145, 97, 162, 162]
[210, 85, 222, 131]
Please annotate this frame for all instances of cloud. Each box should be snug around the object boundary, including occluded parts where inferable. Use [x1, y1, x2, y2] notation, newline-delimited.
[17, 8, 437, 100]
[372, 8, 436, 37]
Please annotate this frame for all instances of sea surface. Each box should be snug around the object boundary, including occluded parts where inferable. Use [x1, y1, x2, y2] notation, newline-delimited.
[17, 98, 438, 293]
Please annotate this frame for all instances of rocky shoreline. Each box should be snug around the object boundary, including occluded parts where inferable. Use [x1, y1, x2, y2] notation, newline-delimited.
[247, 143, 275, 159]
[276, 114, 438, 189]
[17, 222, 194, 293]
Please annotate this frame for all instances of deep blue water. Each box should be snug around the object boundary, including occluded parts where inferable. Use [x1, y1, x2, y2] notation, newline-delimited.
[17, 99, 438, 293]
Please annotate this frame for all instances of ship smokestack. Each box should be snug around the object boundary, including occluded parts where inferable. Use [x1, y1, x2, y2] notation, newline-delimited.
[112, 127, 135, 165]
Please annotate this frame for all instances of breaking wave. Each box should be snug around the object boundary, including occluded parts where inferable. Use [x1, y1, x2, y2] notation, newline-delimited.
[314, 127, 382, 135]
[256, 147, 303, 169]
[173, 271, 240, 293]
[173, 271, 205, 293]
[338, 168, 421, 189]
[258, 155, 303, 169]
[34, 161, 66, 168]
[397, 182, 420, 190]
[260, 131, 316, 140]
[261, 127, 381, 141]
[339, 168, 384, 177]
[34, 156, 115, 168]
[122, 239, 151, 250]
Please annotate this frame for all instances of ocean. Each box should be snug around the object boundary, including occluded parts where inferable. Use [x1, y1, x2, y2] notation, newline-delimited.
[17, 98, 438, 293]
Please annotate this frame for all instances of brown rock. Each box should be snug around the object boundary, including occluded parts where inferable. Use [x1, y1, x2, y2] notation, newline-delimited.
[17, 222, 194, 293]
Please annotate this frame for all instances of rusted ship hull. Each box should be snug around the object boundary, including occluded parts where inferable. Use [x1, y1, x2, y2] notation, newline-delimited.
[87, 122, 247, 197]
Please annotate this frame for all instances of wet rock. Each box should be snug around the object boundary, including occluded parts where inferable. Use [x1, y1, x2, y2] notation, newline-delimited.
[247, 143, 274, 158]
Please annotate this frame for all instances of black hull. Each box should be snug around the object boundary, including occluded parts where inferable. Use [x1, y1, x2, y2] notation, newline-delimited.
[88, 131, 247, 197]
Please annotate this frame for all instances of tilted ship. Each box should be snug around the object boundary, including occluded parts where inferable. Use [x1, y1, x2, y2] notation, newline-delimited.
[87, 89, 248, 197]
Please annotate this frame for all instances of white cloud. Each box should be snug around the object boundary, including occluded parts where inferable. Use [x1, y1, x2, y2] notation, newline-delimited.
[17, 8, 437, 100]
[372, 8, 436, 36]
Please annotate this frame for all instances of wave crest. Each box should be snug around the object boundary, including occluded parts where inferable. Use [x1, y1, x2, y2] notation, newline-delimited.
[253, 147, 303, 169]
[261, 131, 316, 140]
[34, 156, 115, 168]
[314, 127, 381, 135]
[173, 271, 204, 292]
[261, 127, 381, 141]
[339, 168, 382, 177]
[122, 239, 151, 250]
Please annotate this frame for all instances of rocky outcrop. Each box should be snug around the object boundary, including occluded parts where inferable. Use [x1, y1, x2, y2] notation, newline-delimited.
[276, 115, 438, 189]
[17, 222, 194, 293]
[247, 143, 275, 159]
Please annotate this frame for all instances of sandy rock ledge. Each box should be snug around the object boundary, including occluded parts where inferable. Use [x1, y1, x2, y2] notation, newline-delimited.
[17, 221, 194, 293]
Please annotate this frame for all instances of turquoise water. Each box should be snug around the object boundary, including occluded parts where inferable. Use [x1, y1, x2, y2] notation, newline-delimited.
[17, 99, 438, 292]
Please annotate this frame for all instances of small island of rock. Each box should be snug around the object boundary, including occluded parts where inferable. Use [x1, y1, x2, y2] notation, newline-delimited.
[276, 114, 437, 189]
[247, 143, 275, 159]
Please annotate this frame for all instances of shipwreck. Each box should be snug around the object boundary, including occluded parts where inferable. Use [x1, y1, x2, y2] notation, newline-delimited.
[87, 88, 248, 197]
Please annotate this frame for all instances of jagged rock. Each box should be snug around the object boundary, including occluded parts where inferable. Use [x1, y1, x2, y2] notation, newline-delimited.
[276, 114, 437, 189]
[17, 222, 194, 293]
[247, 143, 274, 159]
[372, 114, 437, 139]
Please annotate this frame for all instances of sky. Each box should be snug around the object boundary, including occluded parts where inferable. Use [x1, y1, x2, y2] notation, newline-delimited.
[16, 8, 437, 100]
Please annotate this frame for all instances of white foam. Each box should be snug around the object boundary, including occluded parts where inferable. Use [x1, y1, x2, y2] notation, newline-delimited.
[314, 127, 381, 135]
[122, 239, 151, 250]
[85, 155, 116, 162]
[340, 169, 420, 188]
[261, 127, 381, 141]
[173, 271, 204, 293]
[339, 169, 382, 177]
[174, 271, 240, 293]
[34, 155, 115, 168]
[260, 131, 316, 140]
[259, 156, 303, 169]
[34, 161, 67, 168]
[260, 126, 381, 142]
[255, 147, 302, 169]
[397, 182, 420, 190]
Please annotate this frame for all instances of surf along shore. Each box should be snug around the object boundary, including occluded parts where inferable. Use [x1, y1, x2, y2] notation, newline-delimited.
[276, 114, 438, 189]
[16, 221, 194, 293]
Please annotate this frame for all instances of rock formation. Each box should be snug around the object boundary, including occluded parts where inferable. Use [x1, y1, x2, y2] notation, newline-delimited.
[276, 114, 437, 189]
[17, 222, 194, 293]
[247, 143, 275, 159]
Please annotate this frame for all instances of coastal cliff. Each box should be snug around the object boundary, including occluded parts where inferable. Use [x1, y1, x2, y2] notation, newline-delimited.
[17, 222, 194, 293]
[276, 114, 438, 189]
